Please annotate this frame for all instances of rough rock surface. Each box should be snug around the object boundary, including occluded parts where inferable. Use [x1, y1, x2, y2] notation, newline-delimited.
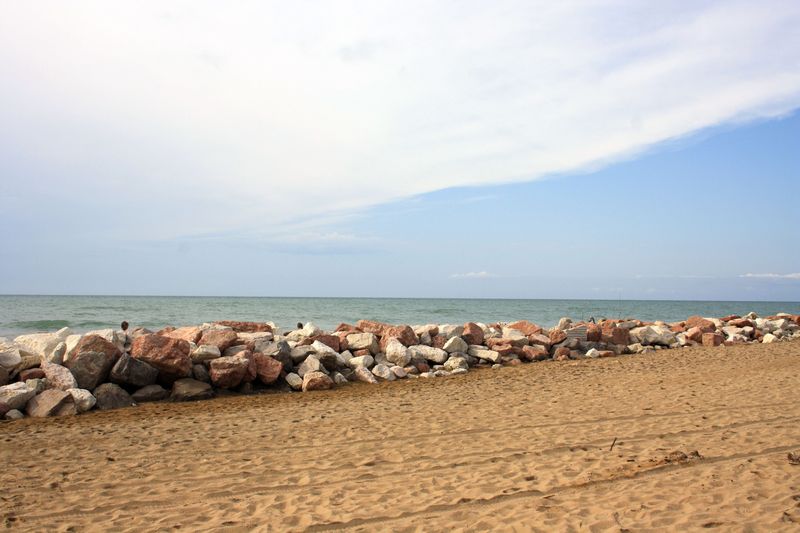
[131, 335, 192, 382]
[197, 329, 239, 353]
[162, 326, 203, 344]
[94, 383, 135, 410]
[209, 355, 250, 389]
[0, 382, 36, 410]
[462, 323, 484, 345]
[41, 362, 79, 391]
[302, 371, 334, 392]
[65, 350, 117, 391]
[26, 389, 76, 417]
[132, 384, 169, 402]
[253, 353, 283, 385]
[110, 353, 159, 388]
[170, 379, 213, 401]
[67, 388, 97, 413]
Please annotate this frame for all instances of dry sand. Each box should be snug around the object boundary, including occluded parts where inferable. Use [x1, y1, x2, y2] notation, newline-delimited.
[2, 341, 800, 532]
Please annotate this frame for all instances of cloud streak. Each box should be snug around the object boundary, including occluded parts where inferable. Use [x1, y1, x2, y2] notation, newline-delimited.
[450, 271, 497, 279]
[1, 1, 799, 240]
[740, 273, 800, 280]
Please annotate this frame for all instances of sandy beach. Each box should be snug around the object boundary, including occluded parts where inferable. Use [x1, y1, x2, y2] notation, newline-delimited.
[2, 340, 799, 531]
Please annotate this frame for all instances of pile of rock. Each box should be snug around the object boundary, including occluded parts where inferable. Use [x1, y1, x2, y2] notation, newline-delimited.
[1, 313, 798, 420]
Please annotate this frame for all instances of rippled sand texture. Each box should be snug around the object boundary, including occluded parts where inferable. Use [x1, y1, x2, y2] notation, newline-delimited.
[2, 342, 800, 532]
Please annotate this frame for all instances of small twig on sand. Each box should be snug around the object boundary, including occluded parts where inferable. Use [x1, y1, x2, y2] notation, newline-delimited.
[609, 437, 618, 451]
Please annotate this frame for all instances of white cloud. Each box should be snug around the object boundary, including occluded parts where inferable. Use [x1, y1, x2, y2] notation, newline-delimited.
[450, 271, 496, 279]
[1, 1, 799, 239]
[740, 273, 800, 280]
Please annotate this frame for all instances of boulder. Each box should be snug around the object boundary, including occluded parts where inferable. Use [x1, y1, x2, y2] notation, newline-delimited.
[702, 332, 724, 347]
[285, 373, 303, 391]
[549, 329, 567, 345]
[26, 378, 47, 394]
[500, 328, 529, 346]
[213, 321, 272, 333]
[132, 384, 169, 402]
[686, 316, 716, 333]
[69, 334, 122, 363]
[193, 364, 210, 383]
[0, 381, 36, 409]
[26, 389, 76, 417]
[197, 329, 239, 353]
[385, 338, 412, 367]
[0, 345, 22, 369]
[162, 326, 202, 344]
[629, 326, 677, 346]
[0, 366, 7, 386]
[762, 333, 778, 344]
[685, 326, 704, 343]
[507, 320, 542, 336]
[290, 346, 316, 364]
[380, 325, 419, 348]
[297, 355, 327, 378]
[131, 335, 192, 382]
[371, 363, 395, 381]
[109, 353, 159, 388]
[19, 368, 46, 381]
[346, 333, 379, 354]
[5, 409, 25, 420]
[82, 328, 126, 352]
[191, 344, 221, 363]
[353, 366, 378, 384]
[443, 336, 468, 354]
[66, 350, 117, 390]
[553, 346, 571, 360]
[332, 371, 349, 384]
[443, 356, 469, 372]
[467, 347, 501, 363]
[391, 366, 407, 379]
[408, 345, 448, 364]
[521, 345, 549, 361]
[347, 355, 374, 369]
[170, 378, 213, 401]
[303, 334, 340, 352]
[253, 353, 283, 385]
[209, 355, 250, 389]
[439, 325, 465, 339]
[557, 317, 573, 330]
[14, 328, 72, 361]
[93, 383, 134, 410]
[462, 323, 484, 345]
[67, 388, 97, 413]
[302, 371, 334, 392]
[41, 363, 79, 391]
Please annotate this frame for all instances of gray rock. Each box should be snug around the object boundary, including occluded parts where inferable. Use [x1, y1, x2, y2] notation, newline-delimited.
[67, 388, 96, 413]
[0, 365, 7, 386]
[290, 345, 316, 364]
[192, 364, 211, 383]
[170, 378, 213, 401]
[331, 371, 348, 385]
[0, 382, 35, 411]
[371, 363, 395, 381]
[451, 368, 468, 375]
[0, 345, 22, 370]
[285, 372, 303, 391]
[25, 378, 47, 394]
[391, 366, 407, 379]
[66, 350, 116, 390]
[5, 409, 24, 420]
[467, 347, 501, 363]
[93, 383, 135, 410]
[443, 336, 468, 354]
[191, 344, 221, 363]
[298, 355, 327, 377]
[110, 353, 158, 388]
[433, 370, 450, 377]
[132, 384, 169, 402]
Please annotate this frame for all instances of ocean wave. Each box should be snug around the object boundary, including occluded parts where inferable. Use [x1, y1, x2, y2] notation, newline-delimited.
[5, 319, 71, 331]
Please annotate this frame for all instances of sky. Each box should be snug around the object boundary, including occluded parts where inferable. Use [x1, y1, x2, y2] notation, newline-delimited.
[1, 1, 799, 300]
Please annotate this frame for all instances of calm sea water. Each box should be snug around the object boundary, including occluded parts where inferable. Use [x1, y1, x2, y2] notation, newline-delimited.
[1, 295, 799, 338]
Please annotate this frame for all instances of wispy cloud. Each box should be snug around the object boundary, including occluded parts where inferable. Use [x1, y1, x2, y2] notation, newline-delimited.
[1, 1, 799, 241]
[450, 271, 497, 279]
[740, 273, 800, 280]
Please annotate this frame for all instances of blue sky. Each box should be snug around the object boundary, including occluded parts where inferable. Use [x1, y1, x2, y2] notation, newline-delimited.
[1, 1, 799, 300]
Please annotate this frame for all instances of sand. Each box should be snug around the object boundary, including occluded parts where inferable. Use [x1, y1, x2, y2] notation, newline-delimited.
[2, 341, 799, 532]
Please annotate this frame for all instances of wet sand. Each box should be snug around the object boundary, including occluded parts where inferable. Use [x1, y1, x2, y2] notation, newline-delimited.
[2, 341, 799, 531]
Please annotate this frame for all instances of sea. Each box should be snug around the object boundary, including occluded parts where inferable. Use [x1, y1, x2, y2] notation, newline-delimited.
[1, 295, 799, 338]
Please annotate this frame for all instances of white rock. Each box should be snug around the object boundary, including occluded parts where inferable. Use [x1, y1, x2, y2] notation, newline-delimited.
[372, 364, 395, 381]
[337, 350, 353, 367]
[585, 348, 600, 358]
[354, 366, 378, 384]
[501, 328, 528, 345]
[408, 345, 448, 364]
[5, 409, 24, 420]
[443, 336, 468, 354]
[347, 355, 374, 369]
[0, 382, 35, 411]
[346, 333, 379, 354]
[439, 325, 464, 339]
[0, 346, 22, 369]
[297, 355, 326, 377]
[67, 388, 97, 413]
[762, 333, 778, 344]
[629, 326, 676, 346]
[311, 340, 338, 356]
[285, 372, 303, 390]
[14, 328, 71, 361]
[83, 328, 125, 352]
[450, 368, 468, 376]
[385, 338, 411, 367]
[468, 347, 501, 363]
[557, 317, 573, 330]
[443, 356, 468, 371]
[46, 342, 67, 365]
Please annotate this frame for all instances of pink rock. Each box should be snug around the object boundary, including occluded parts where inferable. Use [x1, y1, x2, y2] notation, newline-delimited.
[686, 316, 716, 333]
[685, 327, 704, 343]
[162, 326, 202, 344]
[19, 368, 45, 381]
[380, 325, 419, 348]
[253, 353, 283, 385]
[507, 320, 542, 336]
[301, 371, 334, 392]
[209, 355, 250, 389]
[70, 335, 121, 362]
[356, 319, 389, 336]
[521, 345, 549, 362]
[462, 323, 484, 346]
[26, 389, 76, 418]
[131, 335, 192, 382]
[299, 334, 340, 352]
[702, 332, 724, 347]
[553, 346, 571, 361]
[549, 329, 567, 345]
[198, 329, 239, 352]
[213, 321, 272, 333]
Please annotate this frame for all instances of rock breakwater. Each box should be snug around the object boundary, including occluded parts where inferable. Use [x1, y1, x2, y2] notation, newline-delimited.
[1, 313, 799, 420]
